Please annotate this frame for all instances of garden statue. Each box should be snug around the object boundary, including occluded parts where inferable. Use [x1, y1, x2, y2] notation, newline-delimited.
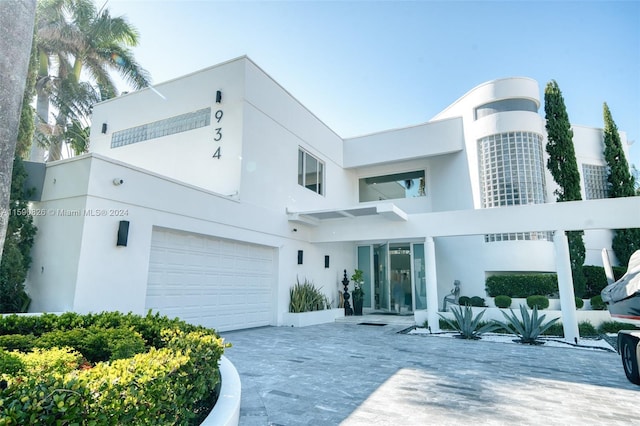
[442, 280, 461, 311]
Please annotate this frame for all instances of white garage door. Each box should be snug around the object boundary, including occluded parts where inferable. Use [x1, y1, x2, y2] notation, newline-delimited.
[145, 228, 275, 331]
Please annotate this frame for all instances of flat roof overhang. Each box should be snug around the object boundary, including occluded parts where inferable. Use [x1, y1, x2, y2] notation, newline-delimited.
[287, 202, 408, 226]
[292, 197, 640, 243]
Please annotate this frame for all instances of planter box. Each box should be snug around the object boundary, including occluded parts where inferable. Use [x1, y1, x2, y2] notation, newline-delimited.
[282, 308, 344, 327]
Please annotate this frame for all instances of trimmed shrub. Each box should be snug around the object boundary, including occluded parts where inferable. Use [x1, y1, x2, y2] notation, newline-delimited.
[494, 295, 512, 308]
[458, 296, 471, 306]
[469, 296, 486, 307]
[598, 321, 640, 334]
[590, 295, 607, 310]
[541, 321, 599, 337]
[0, 349, 24, 375]
[578, 321, 598, 337]
[541, 322, 564, 336]
[0, 333, 36, 352]
[575, 297, 584, 309]
[36, 326, 147, 363]
[486, 274, 558, 298]
[526, 295, 549, 310]
[0, 311, 229, 425]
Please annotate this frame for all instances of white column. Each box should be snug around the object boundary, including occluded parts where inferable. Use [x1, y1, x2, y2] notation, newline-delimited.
[425, 236, 440, 332]
[554, 229, 580, 343]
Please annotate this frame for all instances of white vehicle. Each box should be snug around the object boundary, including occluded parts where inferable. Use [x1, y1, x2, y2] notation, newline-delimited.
[601, 249, 640, 385]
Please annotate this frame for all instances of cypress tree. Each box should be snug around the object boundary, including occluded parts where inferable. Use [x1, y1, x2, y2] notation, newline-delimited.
[603, 102, 640, 266]
[544, 80, 586, 297]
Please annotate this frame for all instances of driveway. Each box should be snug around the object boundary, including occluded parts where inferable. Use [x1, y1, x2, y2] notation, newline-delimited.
[221, 320, 639, 425]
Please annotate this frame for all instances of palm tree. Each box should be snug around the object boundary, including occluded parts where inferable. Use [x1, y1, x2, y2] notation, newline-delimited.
[0, 0, 37, 259]
[31, 0, 150, 161]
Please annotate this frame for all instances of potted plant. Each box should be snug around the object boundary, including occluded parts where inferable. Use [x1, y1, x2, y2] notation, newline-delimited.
[351, 269, 365, 316]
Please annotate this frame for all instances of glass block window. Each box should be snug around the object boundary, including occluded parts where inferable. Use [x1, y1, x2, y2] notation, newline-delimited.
[479, 131, 551, 242]
[583, 164, 609, 200]
[298, 148, 324, 195]
[111, 108, 211, 148]
[484, 231, 554, 243]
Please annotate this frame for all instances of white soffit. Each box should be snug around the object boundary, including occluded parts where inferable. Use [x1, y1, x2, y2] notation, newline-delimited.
[287, 203, 407, 225]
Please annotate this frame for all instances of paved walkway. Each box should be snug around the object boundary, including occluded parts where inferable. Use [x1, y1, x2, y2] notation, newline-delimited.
[221, 317, 639, 426]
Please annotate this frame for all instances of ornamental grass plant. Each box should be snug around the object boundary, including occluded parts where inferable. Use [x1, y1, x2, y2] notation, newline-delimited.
[289, 278, 330, 313]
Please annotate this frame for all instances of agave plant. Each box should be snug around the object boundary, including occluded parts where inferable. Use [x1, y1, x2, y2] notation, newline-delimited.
[497, 304, 560, 344]
[438, 305, 499, 339]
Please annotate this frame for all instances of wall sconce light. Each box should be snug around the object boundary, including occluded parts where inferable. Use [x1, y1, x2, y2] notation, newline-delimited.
[117, 220, 130, 247]
[297, 250, 303, 265]
[101, 123, 108, 134]
[324, 255, 330, 268]
[216, 90, 222, 103]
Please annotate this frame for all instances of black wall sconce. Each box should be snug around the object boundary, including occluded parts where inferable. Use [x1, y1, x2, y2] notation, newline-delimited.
[216, 90, 222, 103]
[297, 250, 303, 265]
[324, 255, 330, 268]
[101, 123, 108, 134]
[117, 220, 130, 247]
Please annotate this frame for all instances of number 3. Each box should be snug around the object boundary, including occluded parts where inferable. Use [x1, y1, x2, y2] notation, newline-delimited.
[214, 128, 222, 141]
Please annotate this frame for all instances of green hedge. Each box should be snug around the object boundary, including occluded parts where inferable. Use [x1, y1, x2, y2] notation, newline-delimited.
[488, 265, 628, 300]
[0, 311, 229, 425]
[486, 274, 558, 298]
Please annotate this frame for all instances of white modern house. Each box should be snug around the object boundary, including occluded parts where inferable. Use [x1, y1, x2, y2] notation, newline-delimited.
[25, 56, 639, 334]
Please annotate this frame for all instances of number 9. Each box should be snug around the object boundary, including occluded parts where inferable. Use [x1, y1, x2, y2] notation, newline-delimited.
[215, 110, 223, 122]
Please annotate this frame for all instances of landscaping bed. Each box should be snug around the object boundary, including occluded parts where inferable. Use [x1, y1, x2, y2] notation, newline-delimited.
[0, 311, 230, 425]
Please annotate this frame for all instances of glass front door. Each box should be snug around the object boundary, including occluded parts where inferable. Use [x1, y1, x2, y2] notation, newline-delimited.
[364, 242, 418, 314]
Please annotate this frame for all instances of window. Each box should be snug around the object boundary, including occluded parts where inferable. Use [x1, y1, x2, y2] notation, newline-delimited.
[359, 170, 425, 202]
[475, 98, 538, 120]
[583, 164, 609, 200]
[111, 108, 211, 148]
[478, 131, 551, 242]
[298, 149, 324, 195]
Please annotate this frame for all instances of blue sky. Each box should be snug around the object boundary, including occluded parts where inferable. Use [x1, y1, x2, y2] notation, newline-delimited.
[107, 0, 640, 167]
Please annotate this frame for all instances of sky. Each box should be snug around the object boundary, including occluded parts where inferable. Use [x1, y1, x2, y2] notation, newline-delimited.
[106, 0, 640, 167]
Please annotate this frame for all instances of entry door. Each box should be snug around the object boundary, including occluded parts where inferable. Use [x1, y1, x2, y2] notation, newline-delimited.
[374, 244, 390, 310]
[389, 243, 412, 313]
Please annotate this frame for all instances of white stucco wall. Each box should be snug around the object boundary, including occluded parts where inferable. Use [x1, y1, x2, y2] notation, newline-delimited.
[26, 154, 356, 324]
[90, 57, 246, 197]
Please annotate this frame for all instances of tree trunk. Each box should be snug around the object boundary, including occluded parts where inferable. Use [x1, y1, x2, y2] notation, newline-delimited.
[0, 0, 37, 259]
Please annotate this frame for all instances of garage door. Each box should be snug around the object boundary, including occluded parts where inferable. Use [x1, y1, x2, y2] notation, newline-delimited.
[145, 227, 275, 331]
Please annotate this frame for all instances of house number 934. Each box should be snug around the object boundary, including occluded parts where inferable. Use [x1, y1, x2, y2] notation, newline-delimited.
[213, 109, 223, 159]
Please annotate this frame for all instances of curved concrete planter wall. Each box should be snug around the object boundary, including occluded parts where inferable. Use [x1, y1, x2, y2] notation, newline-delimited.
[200, 355, 241, 425]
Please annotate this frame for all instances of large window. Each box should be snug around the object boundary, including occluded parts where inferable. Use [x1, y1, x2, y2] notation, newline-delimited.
[583, 164, 609, 200]
[298, 149, 324, 195]
[359, 170, 425, 202]
[479, 132, 546, 207]
[475, 98, 538, 120]
[479, 131, 551, 242]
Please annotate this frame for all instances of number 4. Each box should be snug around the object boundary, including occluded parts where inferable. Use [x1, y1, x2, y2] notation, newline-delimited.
[212, 147, 221, 159]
